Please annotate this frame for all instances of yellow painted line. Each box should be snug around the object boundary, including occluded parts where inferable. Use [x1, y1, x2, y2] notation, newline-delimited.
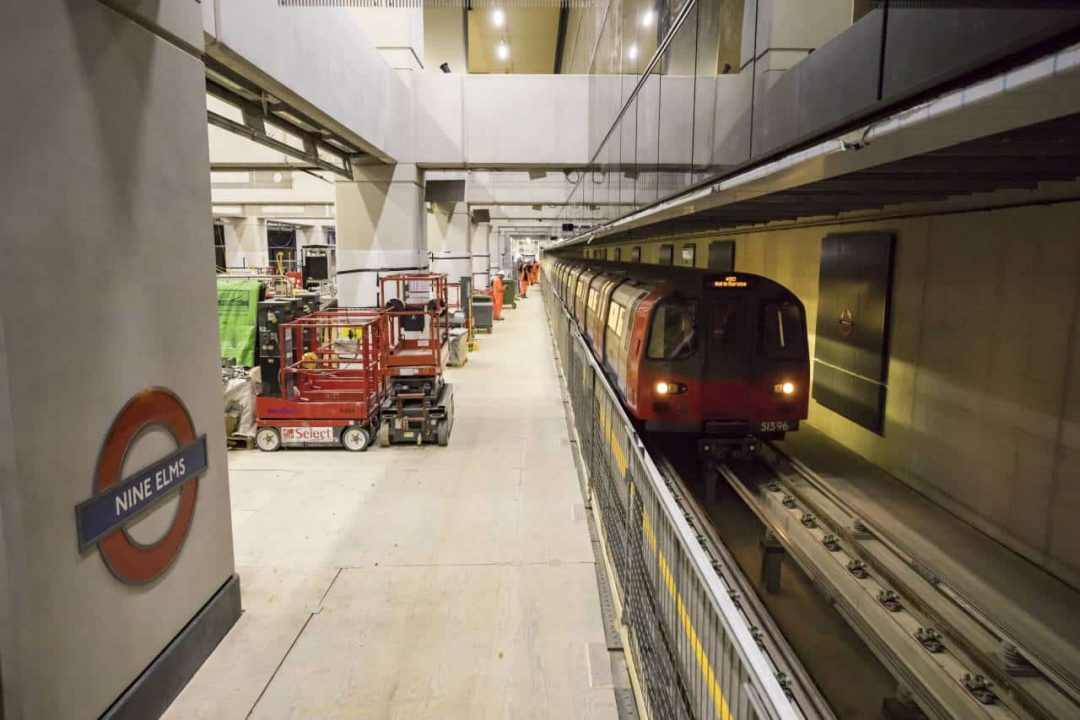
[597, 402, 629, 476]
[605, 428, 731, 720]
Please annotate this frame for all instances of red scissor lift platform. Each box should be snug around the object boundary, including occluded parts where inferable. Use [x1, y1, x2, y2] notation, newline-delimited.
[378, 273, 455, 446]
[255, 309, 388, 451]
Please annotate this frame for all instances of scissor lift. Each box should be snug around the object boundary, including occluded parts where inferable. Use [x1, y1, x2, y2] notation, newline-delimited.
[255, 309, 388, 451]
[378, 273, 455, 446]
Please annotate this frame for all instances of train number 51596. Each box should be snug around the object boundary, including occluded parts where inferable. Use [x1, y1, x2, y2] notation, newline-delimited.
[757, 420, 797, 432]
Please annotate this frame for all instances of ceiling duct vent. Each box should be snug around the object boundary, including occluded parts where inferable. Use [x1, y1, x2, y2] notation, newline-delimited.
[425, 180, 466, 204]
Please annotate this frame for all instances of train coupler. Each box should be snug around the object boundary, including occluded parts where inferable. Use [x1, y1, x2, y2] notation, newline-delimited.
[698, 435, 760, 463]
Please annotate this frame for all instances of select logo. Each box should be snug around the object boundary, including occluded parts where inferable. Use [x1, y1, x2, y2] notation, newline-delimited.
[282, 426, 335, 443]
[75, 388, 207, 584]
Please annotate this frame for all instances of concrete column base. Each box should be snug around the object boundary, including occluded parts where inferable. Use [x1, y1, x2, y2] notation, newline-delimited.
[102, 574, 241, 720]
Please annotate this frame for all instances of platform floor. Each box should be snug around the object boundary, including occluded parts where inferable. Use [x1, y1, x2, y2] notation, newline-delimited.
[165, 292, 620, 719]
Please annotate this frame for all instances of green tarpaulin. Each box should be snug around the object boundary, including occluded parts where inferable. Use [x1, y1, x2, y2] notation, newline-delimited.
[217, 279, 261, 367]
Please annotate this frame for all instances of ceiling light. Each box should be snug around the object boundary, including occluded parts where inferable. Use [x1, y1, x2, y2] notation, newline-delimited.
[627, 44, 639, 60]
[273, 172, 284, 183]
[497, 42, 509, 61]
[641, 9, 654, 28]
[492, 8, 505, 27]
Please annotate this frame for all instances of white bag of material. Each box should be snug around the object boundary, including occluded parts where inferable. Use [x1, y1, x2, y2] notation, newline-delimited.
[223, 376, 257, 438]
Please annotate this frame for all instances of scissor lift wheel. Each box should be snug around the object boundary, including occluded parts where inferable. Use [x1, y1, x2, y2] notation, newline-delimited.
[256, 427, 281, 452]
[341, 426, 371, 452]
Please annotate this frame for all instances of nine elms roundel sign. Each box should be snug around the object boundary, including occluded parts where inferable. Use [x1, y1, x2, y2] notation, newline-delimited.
[74, 388, 208, 584]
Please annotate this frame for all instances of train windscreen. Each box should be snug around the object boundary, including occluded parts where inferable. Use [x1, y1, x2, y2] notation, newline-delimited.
[761, 301, 806, 359]
[710, 294, 744, 351]
[647, 299, 697, 360]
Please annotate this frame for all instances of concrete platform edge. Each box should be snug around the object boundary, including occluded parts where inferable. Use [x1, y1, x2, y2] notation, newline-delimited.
[102, 574, 242, 720]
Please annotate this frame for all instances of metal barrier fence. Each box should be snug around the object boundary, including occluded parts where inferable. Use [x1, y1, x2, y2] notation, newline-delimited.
[544, 283, 801, 720]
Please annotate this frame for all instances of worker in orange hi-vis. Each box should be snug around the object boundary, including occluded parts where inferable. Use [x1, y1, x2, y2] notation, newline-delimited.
[530, 261, 540, 285]
[491, 272, 505, 321]
[519, 264, 530, 299]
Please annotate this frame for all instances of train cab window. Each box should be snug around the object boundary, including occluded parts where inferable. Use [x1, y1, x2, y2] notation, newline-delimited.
[711, 294, 744, 350]
[647, 299, 697, 360]
[762, 302, 806, 358]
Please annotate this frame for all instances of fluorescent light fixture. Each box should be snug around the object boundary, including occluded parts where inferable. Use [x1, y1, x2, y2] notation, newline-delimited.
[263, 205, 301, 214]
[627, 44, 639, 60]
[212, 205, 243, 215]
[497, 42, 509, 60]
[492, 8, 504, 26]
[641, 9, 654, 27]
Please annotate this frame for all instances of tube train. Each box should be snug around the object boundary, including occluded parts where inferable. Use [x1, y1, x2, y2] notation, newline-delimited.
[547, 256, 810, 457]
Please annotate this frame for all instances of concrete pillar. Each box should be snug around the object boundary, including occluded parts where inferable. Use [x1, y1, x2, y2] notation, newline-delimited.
[499, 231, 513, 274]
[225, 217, 268, 269]
[1, 3, 238, 718]
[335, 164, 427, 307]
[472, 222, 492, 290]
[427, 201, 472, 287]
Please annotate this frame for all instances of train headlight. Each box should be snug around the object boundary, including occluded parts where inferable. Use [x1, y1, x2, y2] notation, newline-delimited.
[655, 381, 686, 395]
[774, 381, 796, 395]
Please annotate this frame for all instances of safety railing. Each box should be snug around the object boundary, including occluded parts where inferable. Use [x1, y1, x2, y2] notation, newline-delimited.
[543, 283, 801, 720]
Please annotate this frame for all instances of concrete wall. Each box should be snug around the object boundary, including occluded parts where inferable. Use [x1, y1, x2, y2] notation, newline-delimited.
[412, 74, 591, 167]
[0, 2, 236, 718]
[204, 3, 589, 168]
[424, 7, 467, 72]
[629, 200, 1080, 587]
[208, 0, 408, 161]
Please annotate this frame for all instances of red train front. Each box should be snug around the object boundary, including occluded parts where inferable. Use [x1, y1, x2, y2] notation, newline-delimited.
[550, 258, 810, 457]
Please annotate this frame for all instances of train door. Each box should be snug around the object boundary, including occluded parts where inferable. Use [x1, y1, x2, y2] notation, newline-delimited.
[701, 285, 750, 419]
[625, 293, 659, 409]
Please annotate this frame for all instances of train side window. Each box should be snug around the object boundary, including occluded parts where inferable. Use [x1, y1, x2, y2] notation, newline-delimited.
[647, 299, 697, 360]
[587, 287, 599, 312]
[762, 302, 806, 358]
[711, 294, 743, 350]
[608, 302, 626, 337]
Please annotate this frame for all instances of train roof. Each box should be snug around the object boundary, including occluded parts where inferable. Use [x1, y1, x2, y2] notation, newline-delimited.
[549, 256, 796, 295]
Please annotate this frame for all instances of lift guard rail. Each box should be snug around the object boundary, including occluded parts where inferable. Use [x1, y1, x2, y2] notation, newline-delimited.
[543, 282, 803, 720]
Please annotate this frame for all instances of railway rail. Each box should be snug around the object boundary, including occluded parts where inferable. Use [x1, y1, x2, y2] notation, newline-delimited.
[713, 444, 1080, 720]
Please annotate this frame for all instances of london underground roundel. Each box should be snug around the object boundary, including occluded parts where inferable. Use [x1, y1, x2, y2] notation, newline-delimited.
[75, 388, 208, 584]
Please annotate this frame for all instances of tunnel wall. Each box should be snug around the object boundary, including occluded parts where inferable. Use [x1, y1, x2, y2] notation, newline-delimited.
[625, 200, 1080, 588]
